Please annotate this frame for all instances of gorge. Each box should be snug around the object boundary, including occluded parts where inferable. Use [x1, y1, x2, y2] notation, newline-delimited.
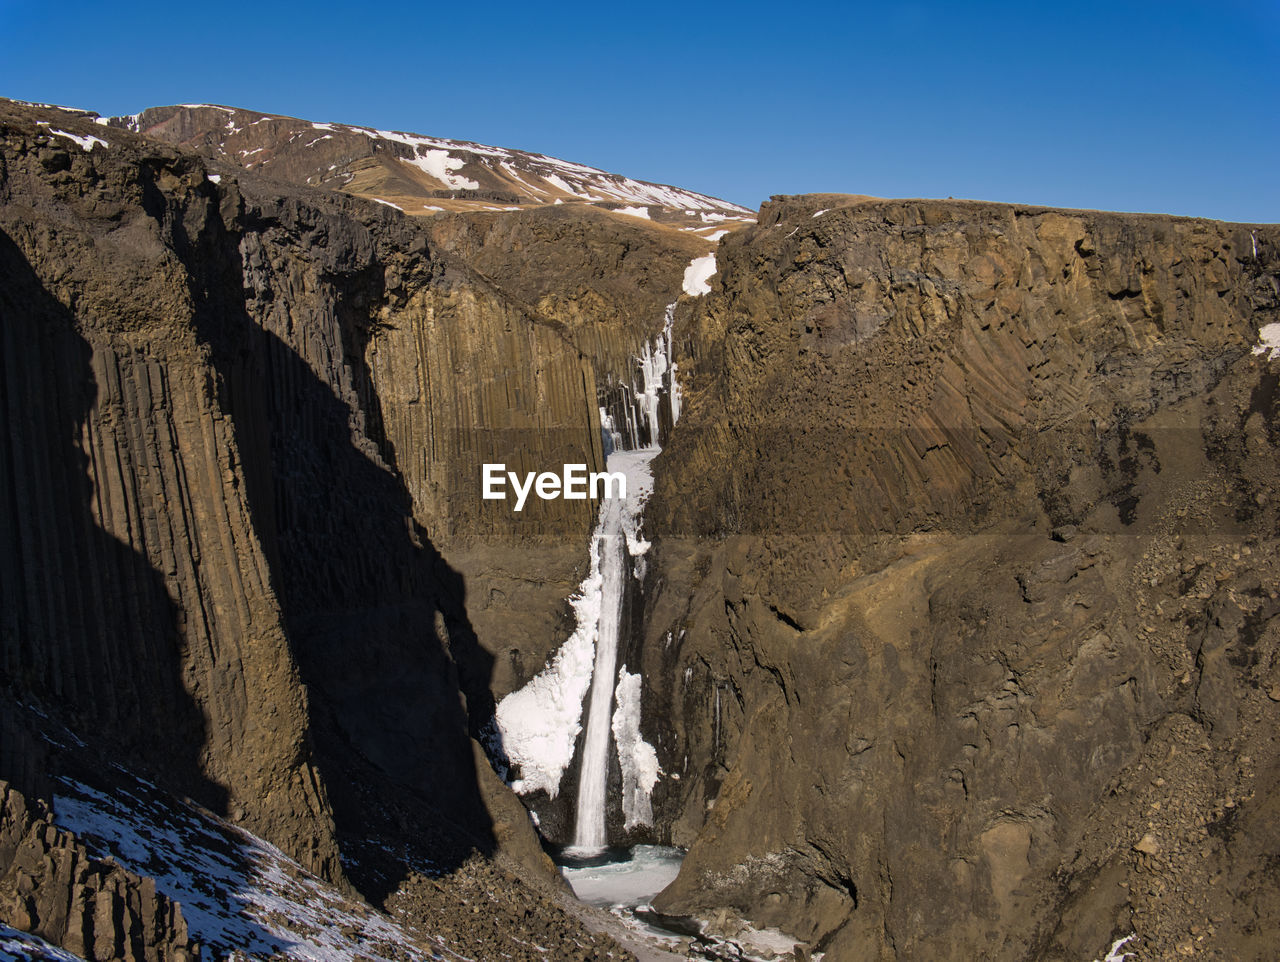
[2, 97, 1279, 962]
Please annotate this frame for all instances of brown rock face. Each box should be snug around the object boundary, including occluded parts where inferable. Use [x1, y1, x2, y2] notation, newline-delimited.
[114, 102, 727, 722]
[15, 92, 1280, 962]
[0, 99, 606, 898]
[644, 195, 1280, 959]
[0, 106, 344, 880]
[0, 781, 196, 961]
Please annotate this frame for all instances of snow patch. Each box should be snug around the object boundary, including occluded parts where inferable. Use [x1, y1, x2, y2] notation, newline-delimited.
[701, 229, 728, 242]
[1093, 934, 1137, 962]
[46, 128, 107, 152]
[403, 149, 480, 191]
[207, 174, 222, 184]
[683, 253, 717, 296]
[1253, 323, 1280, 360]
[812, 208, 831, 218]
[0, 925, 87, 962]
[495, 535, 604, 796]
[612, 666, 660, 830]
[498, 160, 548, 195]
[372, 198, 404, 211]
[612, 205, 651, 219]
[52, 777, 457, 961]
[543, 172, 592, 199]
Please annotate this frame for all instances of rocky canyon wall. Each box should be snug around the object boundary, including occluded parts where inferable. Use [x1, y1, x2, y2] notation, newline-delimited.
[11, 93, 1280, 962]
[0, 100, 607, 905]
[644, 195, 1280, 960]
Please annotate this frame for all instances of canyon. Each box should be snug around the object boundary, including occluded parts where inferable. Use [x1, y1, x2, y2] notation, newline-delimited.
[1, 98, 1278, 962]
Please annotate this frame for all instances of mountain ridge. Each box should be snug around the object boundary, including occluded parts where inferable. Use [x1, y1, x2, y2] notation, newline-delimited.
[93, 102, 754, 232]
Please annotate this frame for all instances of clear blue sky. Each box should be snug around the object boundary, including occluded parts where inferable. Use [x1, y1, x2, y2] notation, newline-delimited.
[2, 0, 1276, 222]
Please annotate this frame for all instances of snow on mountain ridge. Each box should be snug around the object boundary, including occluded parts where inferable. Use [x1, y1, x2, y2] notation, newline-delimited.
[105, 103, 755, 224]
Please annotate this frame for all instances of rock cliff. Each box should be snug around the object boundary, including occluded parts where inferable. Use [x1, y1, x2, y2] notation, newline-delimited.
[109, 100, 733, 716]
[0, 98, 626, 959]
[643, 195, 1280, 959]
[9, 92, 1280, 962]
[1, 781, 196, 962]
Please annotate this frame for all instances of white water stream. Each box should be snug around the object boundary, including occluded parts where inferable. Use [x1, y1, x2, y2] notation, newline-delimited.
[494, 302, 680, 854]
[569, 451, 654, 852]
[570, 303, 679, 852]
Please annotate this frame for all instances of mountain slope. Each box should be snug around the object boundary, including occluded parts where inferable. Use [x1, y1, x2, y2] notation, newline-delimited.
[102, 104, 754, 237]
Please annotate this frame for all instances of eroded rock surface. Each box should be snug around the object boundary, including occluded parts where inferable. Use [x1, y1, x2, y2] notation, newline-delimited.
[0, 781, 196, 962]
[644, 195, 1280, 960]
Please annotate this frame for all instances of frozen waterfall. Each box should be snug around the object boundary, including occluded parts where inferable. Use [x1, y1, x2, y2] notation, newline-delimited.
[569, 450, 655, 852]
[493, 309, 681, 853]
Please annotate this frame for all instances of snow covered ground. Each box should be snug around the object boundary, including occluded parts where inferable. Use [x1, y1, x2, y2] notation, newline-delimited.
[51, 775, 462, 962]
[683, 254, 717, 296]
[0, 926, 87, 962]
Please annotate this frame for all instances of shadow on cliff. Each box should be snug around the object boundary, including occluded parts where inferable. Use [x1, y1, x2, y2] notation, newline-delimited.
[172, 193, 498, 903]
[0, 229, 230, 820]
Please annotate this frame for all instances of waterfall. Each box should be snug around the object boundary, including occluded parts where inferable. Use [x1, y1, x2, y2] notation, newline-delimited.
[494, 304, 681, 854]
[568, 305, 680, 853]
[571, 496, 627, 851]
[563, 446, 658, 853]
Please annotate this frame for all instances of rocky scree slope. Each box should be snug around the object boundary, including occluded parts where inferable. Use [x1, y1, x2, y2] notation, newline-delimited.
[1, 780, 196, 962]
[0, 100, 632, 961]
[640, 194, 1280, 960]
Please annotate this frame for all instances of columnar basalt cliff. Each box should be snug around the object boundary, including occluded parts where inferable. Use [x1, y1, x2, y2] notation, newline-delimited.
[0, 100, 631, 960]
[643, 195, 1280, 959]
[114, 101, 735, 719]
[0, 782, 197, 962]
[424, 203, 708, 384]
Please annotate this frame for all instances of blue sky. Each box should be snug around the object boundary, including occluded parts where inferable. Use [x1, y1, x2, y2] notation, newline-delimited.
[2, 0, 1276, 221]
